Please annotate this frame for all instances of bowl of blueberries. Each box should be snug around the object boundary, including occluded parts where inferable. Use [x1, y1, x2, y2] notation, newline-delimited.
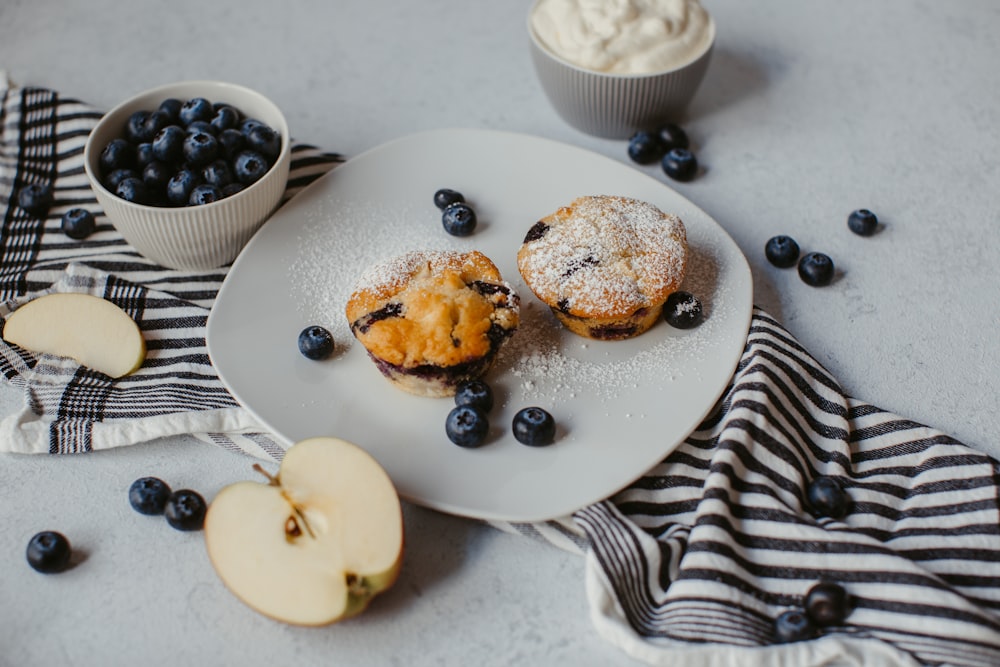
[83, 80, 290, 270]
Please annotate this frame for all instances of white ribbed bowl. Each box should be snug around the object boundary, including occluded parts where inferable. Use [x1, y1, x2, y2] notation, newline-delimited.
[528, 6, 715, 140]
[84, 81, 290, 271]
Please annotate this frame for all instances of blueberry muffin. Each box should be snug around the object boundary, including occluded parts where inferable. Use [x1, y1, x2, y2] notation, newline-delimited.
[346, 250, 520, 397]
[516, 195, 688, 340]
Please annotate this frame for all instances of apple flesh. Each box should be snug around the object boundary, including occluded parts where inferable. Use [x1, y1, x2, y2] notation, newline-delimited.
[2, 292, 145, 378]
[204, 437, 404, 626]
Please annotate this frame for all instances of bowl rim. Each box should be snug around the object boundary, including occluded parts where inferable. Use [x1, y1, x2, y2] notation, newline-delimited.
[526, 0, 716, 80]
[83, 79, 291, 216]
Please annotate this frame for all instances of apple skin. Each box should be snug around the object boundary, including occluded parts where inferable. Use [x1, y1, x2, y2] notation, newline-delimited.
[2, 292, 145, 378]
[203, 437, 404, 626]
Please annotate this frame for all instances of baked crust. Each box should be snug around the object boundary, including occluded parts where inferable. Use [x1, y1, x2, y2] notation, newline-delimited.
[517, 195, 688, 339]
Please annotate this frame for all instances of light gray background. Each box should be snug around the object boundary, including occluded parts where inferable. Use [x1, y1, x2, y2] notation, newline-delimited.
[1, 1, 997, 665]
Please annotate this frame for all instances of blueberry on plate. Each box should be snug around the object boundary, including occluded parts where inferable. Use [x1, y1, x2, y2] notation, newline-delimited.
[442, 202, 477, 236]
[164, 489, 207, 531]
[773, 609, 816, 644]
[433, 188, 465, 210]
[178, 97, 215, 127]
[298, 325, 335, 360]
[663, 291, 703, 329]
[129, 476, 172, 515]
[446, 405, 489, 448]
[183, 131, 220, 167]
[847, 208, 878, 236]
[26, 531, 72, 574]
[454, 379, 493, 413]
[627, 131, 667, 165]
[662, 147, 698, 182]
[512, 407, 556, 447]
[805, 581, 851, 627]
[765, 235, 801, 268]
[16, 183, 54, 217]
[658, 123, 690, 150]
[234, 150, 270, 185]
[806, 475, 850, 519]
[188, 184, 223, 206]
[61, 208, 96, 240]
[798, 252, 835, 287]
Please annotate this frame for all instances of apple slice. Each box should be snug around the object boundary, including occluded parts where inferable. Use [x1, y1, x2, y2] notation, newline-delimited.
[2, 292, 145, 378]
[204, 437, 404, 626]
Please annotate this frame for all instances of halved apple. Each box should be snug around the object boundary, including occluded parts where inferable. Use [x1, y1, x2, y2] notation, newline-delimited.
[2, 292, 145, 378]
[204, 437, 405, 626]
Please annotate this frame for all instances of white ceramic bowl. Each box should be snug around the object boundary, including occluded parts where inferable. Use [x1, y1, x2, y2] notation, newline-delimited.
[527, 4, 715, 139]
[83, 80, 290, 271]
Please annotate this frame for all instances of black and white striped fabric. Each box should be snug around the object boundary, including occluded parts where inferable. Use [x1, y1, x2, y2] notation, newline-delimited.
[3, 80, 1000, 666]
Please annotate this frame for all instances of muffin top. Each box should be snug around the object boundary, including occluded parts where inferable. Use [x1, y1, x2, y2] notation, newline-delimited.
[346, 250, 519, 368]
[516, 195, 688, 319]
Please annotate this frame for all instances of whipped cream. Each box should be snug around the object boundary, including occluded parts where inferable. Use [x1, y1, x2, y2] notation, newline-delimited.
[531, 0, 713, 74]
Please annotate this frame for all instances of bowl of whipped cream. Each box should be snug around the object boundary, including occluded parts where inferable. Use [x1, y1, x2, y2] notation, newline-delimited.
[528, 0, 715, 139]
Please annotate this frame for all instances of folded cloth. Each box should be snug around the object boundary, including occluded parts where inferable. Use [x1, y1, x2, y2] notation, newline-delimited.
[3, 80, 999, 667]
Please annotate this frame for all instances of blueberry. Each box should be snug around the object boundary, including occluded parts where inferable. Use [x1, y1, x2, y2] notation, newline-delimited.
[240, 117, 266, 136]
[847, 208, 878, 236]
[297, 325, 335, 360]
[806, 475, 849, 519]
[454, 379, 493, 413]
[135, 142, 155, 167]
[142, 160, 173, 192]
[104, 168, 139, 192]
[129, 476, 172, 515]
[202, 159, 234, 188]
[164, 489, 207, 531]
[245, 124, 281, 161]
[61, 208, 96, 240]
[211, 105, 241, 132]
[141, 110, 171, 143]
[765, 235, 800, 268]
[658, 123, 690, 150]
[26, 531, 72, 574]
[16, 183, 53, 217]
[627, 131, 667, 165]
[446, 405, 490, 448]
[233, 150, 270, 185]
[217, 128, 246, 160]
[433, 188, 465, 210]
[662, 147, 698, 181]
[124, 110, 151, 143]
[152, 124, 186, 163]
[773, 609, 816, 643]
[115, 176, 148, 204]
[663, 291, 703, 329]
[512, 407, 556, 447]
[442, 202, 477, 236]
[99, 138, 136, 174]
[157, 98, 183, 123]
[188, 184, 223, 206]
[798, 252, 834, 287]
[805, 581, 850, 626]
[178, 97, 214, 126]
[183, 131, 219, 166]
[166, 168, 202, 206]
[221, 183, 245, 198]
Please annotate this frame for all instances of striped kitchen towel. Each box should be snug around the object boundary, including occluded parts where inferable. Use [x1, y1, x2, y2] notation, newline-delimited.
[3, 79, 1000, 666]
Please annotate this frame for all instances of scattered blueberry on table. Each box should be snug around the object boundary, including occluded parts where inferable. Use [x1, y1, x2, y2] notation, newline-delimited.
[805, 581, 851, 627]
[446, 405, 490, 448]
[765, 235, 800, 268]
[847, 208, 879, 236]
[773, 608, 816, 643]
[26, 530, 72, 574]
[626, 131, 666, 165]
[298, 325, 335, 360]
[129, 476, 172, 515]
[798, 252, 835, 287]
[16, 183, 53, 217]
[164, 489, 207, 531]
[661, 147, 698, 182]
[512, 407, 556, 447]
[806, 475, 850, 519]
[663, 291, 704, 329]
[626, 123, 698, 182]
[61, 208, 96, 240]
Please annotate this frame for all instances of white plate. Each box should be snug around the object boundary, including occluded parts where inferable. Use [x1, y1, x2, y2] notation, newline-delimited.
[207, 129, 752, 522]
